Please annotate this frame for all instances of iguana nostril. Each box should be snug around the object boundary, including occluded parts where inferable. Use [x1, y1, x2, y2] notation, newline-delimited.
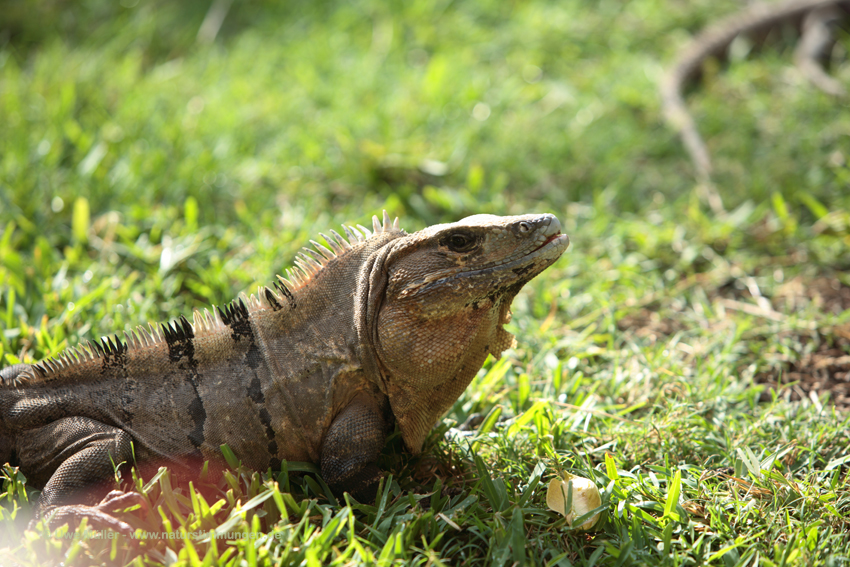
[519, 222, 531, 233]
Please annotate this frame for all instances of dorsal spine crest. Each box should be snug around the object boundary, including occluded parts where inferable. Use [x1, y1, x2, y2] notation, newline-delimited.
[17, 212, 403, 383]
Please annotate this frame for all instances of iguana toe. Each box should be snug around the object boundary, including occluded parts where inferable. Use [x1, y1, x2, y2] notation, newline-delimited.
[37, 491, 147, 537]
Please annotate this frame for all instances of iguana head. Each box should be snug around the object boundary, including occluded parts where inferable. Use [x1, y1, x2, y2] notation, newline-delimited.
[357, 213, 569, 453]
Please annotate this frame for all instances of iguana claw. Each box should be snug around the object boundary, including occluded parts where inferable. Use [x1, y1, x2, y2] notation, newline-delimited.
[37, 491, 148, 537]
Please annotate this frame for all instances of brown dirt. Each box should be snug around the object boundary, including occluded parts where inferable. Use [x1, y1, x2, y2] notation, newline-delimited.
[755, 276, 850, 408]
[616, 308, 685, 342]
[617, 275, 850, 408]
[773, 276, 850, 315]
[755, 326, 850, 408]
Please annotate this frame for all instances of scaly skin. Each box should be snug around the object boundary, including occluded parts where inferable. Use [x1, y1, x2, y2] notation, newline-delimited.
[0, 212, 569, 532]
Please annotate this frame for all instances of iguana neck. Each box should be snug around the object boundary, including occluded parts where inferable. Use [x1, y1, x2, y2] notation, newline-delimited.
[258, 229, 403, 394]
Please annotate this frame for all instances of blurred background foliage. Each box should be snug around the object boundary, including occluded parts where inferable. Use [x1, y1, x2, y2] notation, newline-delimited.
[3, 0, 848, 237]
[2, 0, 849, 355]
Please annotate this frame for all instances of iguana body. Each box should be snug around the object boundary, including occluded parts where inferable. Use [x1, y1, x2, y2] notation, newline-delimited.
[0, 212, 568, 531]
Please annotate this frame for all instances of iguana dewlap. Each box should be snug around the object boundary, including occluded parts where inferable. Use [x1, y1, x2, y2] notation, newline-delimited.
[0, 212, 568, 530]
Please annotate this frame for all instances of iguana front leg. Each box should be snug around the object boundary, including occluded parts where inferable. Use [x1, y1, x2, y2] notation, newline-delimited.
[17, 415, 142, 535]
[320, 393, 389, 502]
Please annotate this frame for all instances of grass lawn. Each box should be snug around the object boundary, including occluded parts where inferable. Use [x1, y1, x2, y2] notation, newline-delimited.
[2, 0, 850, 565]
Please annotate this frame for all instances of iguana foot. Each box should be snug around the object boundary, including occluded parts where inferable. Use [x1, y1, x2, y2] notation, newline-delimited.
[338, 463, 383, 503]
[37, 490, 147, 537]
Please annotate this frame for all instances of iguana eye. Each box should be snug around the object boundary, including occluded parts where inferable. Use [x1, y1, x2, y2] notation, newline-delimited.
[446, 232, 478, 253]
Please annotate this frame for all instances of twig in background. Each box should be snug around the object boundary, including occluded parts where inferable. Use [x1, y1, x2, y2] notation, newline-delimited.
[660, 0, 847, 182]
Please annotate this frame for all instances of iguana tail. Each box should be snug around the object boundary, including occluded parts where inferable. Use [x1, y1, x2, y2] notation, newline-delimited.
[0, 364, 30, 466]
[1, 364, 30, 386]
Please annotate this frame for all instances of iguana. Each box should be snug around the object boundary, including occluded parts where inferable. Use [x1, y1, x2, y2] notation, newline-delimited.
[661, 0, 849, 181]
[0, 212, 568, 534]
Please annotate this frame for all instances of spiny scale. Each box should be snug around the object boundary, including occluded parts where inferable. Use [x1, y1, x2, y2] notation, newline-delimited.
[22, 212, 402, 382]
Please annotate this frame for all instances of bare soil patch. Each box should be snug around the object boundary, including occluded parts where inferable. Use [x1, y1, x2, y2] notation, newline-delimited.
[774, 276, 850, 316]
[616, 308, 685, 342]
[757, 276, 850, 407]
[618, 275, 850, 408]
[756, 324, 850, 409]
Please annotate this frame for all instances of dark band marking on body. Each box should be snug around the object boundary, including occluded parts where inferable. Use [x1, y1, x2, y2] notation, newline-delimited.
[218, 299, 261, 369]
[264, 287, 283, 311]
[247, 376, 280, 468]
[218, 300, 252, 342]
[162, 316, 206, 449]
[163, 316, 196, 363]
[274, 280, 296, 309]
[89, 335, 130, 377]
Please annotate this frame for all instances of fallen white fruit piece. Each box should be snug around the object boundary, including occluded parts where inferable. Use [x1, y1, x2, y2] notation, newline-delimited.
[546, 472, 602, 530]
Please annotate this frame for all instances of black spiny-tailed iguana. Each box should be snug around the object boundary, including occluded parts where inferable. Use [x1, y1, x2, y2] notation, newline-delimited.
[0, 212, 568, 533]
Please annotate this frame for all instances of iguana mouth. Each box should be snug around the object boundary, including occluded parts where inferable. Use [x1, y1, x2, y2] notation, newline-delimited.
[463, 231, 569, 282]
[533, 233, 569, 253]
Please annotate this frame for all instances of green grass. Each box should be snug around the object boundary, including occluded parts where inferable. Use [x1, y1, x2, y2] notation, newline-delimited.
[2, 0, 850, 565]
